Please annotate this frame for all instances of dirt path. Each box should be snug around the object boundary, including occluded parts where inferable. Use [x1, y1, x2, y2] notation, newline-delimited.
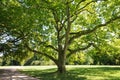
[0, 69, 39, 80]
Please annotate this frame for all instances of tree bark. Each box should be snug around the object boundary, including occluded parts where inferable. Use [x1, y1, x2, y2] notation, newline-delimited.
[56, 50, 66, 73]
[57, 63, 66, 73]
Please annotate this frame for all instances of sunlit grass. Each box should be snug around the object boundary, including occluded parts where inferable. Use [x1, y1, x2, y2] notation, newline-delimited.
[20, 65, 120, 80]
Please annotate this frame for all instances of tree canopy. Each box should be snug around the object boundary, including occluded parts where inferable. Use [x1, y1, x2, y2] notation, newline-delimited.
[0, 0, 120, 73]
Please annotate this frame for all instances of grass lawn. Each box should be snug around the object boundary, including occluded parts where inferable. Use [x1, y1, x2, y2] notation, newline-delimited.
[20, 65, 120, 80]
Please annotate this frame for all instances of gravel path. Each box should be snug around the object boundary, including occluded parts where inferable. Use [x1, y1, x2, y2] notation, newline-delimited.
[0, 69, 39, 80]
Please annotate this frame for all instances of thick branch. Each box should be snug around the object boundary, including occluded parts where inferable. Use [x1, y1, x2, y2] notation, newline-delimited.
[69, 16, 120, 44]
[64, 2, 71, 52]
[77, 1, 94, 12]
[51, 10, 59, 31]
[8, 30, 30, 43]
[51, 9, 65, 33]
[46, 45, 58, 52]
[76, 0, 86, 9]
[70, 1, 94, 20]
[25, 44, 58, 64]
[67, 43, 93, 58]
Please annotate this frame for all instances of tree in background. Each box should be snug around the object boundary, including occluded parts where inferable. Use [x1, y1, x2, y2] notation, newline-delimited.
[0, 0, 120, 73]
[88, 38, 120, 65]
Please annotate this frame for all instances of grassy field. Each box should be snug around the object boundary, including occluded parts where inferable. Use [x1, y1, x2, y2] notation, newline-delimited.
[18, 65, 120, 80]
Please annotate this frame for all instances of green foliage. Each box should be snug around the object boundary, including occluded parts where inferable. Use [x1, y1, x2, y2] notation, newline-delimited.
[88, 39, 120, 65]
[67, 52, 93, 65]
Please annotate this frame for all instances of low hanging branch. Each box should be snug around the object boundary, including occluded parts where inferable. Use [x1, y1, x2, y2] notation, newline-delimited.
[25, 43, 58, 64]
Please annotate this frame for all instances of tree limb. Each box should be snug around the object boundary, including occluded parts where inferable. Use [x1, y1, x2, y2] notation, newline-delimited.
[76, 0, 86, 10]
[25, 43, 58, 64]
[70, 1, 94, 19]
[51, 10, 59, 31]
[69, 16, 120, 44]
[63, 1, 94, 25]
[67, 43, 93, 58]
[77, 1, 94, 12]
[46, 45, 58, 52]
[71, 9, 93, 23]
[63, 2, 71, 53]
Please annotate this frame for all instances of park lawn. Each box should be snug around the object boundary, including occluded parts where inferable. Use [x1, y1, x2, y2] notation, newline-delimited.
[20, 65, 120, 80]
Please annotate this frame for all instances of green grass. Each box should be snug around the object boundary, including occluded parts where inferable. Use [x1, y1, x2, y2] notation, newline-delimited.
[20, 65, 120, 80]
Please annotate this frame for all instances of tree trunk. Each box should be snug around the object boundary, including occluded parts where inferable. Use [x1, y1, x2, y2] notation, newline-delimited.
[55, 1, 70, 73]
[57, 62, 66, 73]
[56, 51, 66, 73]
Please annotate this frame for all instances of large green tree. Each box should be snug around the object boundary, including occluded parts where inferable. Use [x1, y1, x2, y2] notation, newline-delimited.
[1, 0, 120, 73]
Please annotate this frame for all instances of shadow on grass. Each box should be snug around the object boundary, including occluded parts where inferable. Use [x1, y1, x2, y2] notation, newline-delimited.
[21, 67, 120, 80]
[68, 67, 120, 80]
[0, 69, 4, 74]
[22, 68, 86, 80]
